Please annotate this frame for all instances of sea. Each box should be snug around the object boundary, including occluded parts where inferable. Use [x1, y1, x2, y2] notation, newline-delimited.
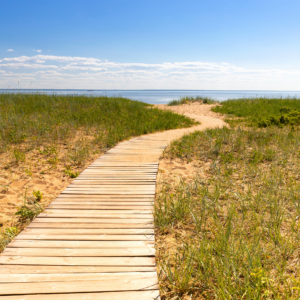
[1, 89, 300, 104]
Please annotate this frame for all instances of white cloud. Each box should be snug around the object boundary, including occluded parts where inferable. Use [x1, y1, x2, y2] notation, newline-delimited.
[7, 49, 14, 52]
[0, 54, 300, 89]
[0, 63, 58, 69]
[33, 50, 42, 53]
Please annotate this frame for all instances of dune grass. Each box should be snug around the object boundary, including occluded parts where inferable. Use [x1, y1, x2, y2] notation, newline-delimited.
[0, 93, 195, 152]
[155, 101, 300, 299]
[0, 93, 197, 251]
[212, 97, 300, 127]
[168, 95, 217, 106]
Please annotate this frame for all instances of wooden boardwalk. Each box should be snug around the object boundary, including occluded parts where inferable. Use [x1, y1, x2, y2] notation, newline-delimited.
[0, 136, 167, 299]
[0, 115, 226, 299]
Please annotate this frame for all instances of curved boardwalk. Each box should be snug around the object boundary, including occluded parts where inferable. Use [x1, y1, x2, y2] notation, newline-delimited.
[0, 115, 225, 299]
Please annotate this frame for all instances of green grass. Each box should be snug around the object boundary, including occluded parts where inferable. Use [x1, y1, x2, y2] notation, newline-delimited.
[168, 95, 218, 106]
[156, 125, 300, 299]
[212, 97, 300, 127]
[1, 189, 44, 252]
[0, 93, 196, 152]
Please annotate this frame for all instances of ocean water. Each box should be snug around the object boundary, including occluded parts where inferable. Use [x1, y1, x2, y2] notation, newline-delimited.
[1, 89, 300, 104]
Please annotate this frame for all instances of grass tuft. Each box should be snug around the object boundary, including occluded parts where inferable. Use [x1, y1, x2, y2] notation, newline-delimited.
[212, 97, 300, 127]
[168, 96, 218, 106]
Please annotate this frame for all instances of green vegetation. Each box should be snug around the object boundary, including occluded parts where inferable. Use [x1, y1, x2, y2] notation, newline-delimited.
[1, 190, 44, 252]
[168, 95, 217, 106]
[32, 190, 43, 201]
[156, 99, 300, 298]
[64, 167, 79, 178]
[15, 189, 44, 222]
[0, 227, 19, 253]
[0, 93, 196, 152]
[212, 97, 300, 127]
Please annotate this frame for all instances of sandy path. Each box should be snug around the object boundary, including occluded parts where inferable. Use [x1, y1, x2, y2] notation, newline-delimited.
[109, 103, 226, 164]
[151, 103, 227, 183]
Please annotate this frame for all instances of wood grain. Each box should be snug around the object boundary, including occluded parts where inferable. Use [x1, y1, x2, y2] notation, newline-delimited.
[0, 136, 163, 298]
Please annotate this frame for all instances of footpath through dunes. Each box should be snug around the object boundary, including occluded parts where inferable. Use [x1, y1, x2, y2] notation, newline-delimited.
[0, 109, 226, 299]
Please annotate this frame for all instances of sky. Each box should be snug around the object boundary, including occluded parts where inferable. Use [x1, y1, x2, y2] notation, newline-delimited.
[1, 0, 300, 90]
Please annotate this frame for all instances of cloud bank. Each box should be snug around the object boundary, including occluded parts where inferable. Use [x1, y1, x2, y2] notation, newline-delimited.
[0, 55, 299, 89]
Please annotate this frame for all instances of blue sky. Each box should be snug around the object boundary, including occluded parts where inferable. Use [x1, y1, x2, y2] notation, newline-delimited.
[1, 0, 300, 89]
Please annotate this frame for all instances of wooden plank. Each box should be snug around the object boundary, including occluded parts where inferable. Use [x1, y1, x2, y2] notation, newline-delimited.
[40, 211, 153, 216]
[53, 199, 155, 203]
[75, 178, 157, 181]
[87, 163, 159, 165]
[52, 201, 154, 204]
[60, 192, 155, 195]
[7, 240, 154, 248]
[77, 173, 157, 175]
[43, 209, 152, 214]
[54, 197, 154, 201]
[0, 291, 160, 300]
[79, 170, 157, 172]
[56, 194, 155, 197]
[26, 222, 154, 229]
[77, 174, 157, 176]
[27, 223, 154, 229]
[77, 175, 156, 178]
[33, 218, 154, 224]
[79, 171, 157, 174]
[0, 256, 156, 266]
[50, 201, 153, 206]
[47, 205, 153, 210]
[88, 162, 159, 163]
[21, 229, 154, 235]
[86, 167, 158, 170]
[64, 183, 156, 185]
[0, 278, 158, 295]
[63, 189, 155, 192]
[68, 184, 155, 187]
[61, 191, 155, 195]
[82, 167, 158, 169]
[0, 265, 156, 274]
[75, 177, 156, 179]
[65, 186, 155, 189]
[39, 213, 153, 219]
[78, 173, 157, 176]
[68, 182, 156, 185]
[63, 189, 156, 192]
[2, 248, 155, 257]
[68, 182, 156, 184]
[14, 234, 154, 241]
[0, 272, 157, 282]
[66, 184, 155, 191]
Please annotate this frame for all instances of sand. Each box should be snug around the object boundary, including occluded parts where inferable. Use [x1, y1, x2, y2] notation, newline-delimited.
[0, 133, 103, 229]
[154, 102, 223, 119]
